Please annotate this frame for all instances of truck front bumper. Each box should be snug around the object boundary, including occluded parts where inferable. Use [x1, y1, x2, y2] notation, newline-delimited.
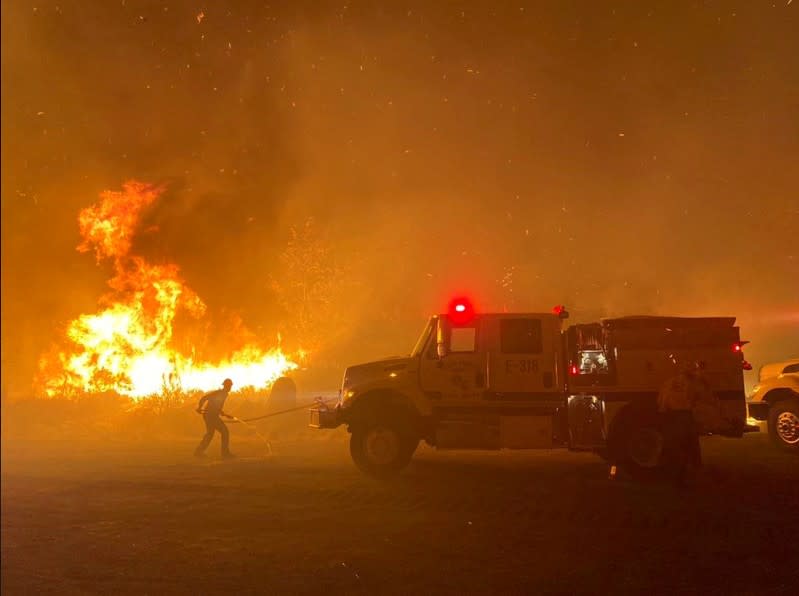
[309, 406, 344, 429]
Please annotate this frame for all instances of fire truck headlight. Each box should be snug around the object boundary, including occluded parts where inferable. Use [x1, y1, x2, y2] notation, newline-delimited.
[340, 389, 356, 406]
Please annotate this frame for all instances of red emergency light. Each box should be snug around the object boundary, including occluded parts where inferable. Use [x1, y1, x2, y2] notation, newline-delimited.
[732, 340, 750, 353]
[448, 297, 476, 325]
[568, 363, 579, 376]
[553, 305, 570, 319]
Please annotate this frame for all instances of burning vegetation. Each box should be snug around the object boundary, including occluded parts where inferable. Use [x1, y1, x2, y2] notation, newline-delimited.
[36, 181, 297, 399]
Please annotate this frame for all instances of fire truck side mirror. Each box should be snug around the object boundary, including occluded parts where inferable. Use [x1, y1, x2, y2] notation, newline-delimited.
[436, 318, 449, 359]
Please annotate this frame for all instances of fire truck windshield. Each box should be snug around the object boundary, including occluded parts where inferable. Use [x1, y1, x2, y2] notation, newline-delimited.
[411, 317, 436, 357]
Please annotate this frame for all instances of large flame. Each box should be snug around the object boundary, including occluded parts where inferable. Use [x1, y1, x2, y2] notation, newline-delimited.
[37, 181, 297, 398]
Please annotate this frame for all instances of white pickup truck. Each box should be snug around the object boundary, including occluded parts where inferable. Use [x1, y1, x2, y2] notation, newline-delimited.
[747, 358, 799, 452]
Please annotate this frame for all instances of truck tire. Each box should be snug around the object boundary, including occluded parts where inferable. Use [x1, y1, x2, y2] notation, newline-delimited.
[608, 409, 666, 481]
[349, 412, 418, 478]
[768, 398, 799, 453]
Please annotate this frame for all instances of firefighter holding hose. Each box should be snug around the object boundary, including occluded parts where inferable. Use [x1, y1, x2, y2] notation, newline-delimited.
[194, 378, 236, 459]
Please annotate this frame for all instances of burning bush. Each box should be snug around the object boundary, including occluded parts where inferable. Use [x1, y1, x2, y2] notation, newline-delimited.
[36, 181, 298, 400]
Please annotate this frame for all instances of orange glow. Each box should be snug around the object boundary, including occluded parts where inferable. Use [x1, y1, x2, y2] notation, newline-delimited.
[37, 182, 297, 398]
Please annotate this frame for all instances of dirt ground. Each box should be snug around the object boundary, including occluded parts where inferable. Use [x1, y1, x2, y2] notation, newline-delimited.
[2, 415, 798, 595]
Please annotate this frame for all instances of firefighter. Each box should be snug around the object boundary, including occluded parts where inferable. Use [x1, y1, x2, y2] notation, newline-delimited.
[657, 362, 704, 484]
[690, 362, 730, 435]
[194, 378, 236, 458]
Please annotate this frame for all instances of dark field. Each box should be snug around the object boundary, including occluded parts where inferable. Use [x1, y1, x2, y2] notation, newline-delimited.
[2, 419, 798, 595]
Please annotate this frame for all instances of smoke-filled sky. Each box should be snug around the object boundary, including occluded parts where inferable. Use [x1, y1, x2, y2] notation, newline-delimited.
[2, 0, 797, 398]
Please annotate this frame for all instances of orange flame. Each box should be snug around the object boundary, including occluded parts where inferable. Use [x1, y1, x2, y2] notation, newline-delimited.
[37, 181, 297, 398]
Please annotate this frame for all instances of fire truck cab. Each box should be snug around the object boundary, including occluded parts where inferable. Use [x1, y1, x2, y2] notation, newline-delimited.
[310, 301, 751, 478]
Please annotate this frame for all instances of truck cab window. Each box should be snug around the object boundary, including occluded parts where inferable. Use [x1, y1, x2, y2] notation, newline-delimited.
[450, 327, 476, 353]
[500, 319, 542, 353]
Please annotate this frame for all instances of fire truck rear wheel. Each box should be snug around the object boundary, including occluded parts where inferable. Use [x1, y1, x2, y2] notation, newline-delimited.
[768, 398, 799, 453]
[350, 414, 418, 478]
[609, 409, 666, 480]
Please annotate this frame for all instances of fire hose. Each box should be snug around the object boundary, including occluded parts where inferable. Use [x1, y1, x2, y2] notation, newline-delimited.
[227, 396, 337, 423]
[196, 397, 337, 455]
[228, 397, 337, 452]
[225, 414, 274, 454]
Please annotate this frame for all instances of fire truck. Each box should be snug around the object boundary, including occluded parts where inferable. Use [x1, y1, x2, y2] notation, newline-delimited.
[310, 299, 753, 477]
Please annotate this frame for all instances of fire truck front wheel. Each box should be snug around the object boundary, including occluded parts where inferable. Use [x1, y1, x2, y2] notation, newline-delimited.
[349, 413, 419, 478]
[768, 398, 799, 453]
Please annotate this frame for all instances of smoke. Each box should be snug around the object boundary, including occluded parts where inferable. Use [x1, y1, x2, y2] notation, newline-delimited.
[3, 1, 798, 400]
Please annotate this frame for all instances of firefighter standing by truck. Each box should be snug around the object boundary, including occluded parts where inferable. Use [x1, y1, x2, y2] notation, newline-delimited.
[657, 361, 722, 484]
[658, 363, 701, 483]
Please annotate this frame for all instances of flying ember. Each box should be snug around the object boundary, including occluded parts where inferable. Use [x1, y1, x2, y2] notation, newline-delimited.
[37, 181, 297, 398]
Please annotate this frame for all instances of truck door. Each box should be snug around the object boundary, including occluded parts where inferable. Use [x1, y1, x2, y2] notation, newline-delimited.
[419, 316, 486, 402]
[484, 315, 561, 400]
